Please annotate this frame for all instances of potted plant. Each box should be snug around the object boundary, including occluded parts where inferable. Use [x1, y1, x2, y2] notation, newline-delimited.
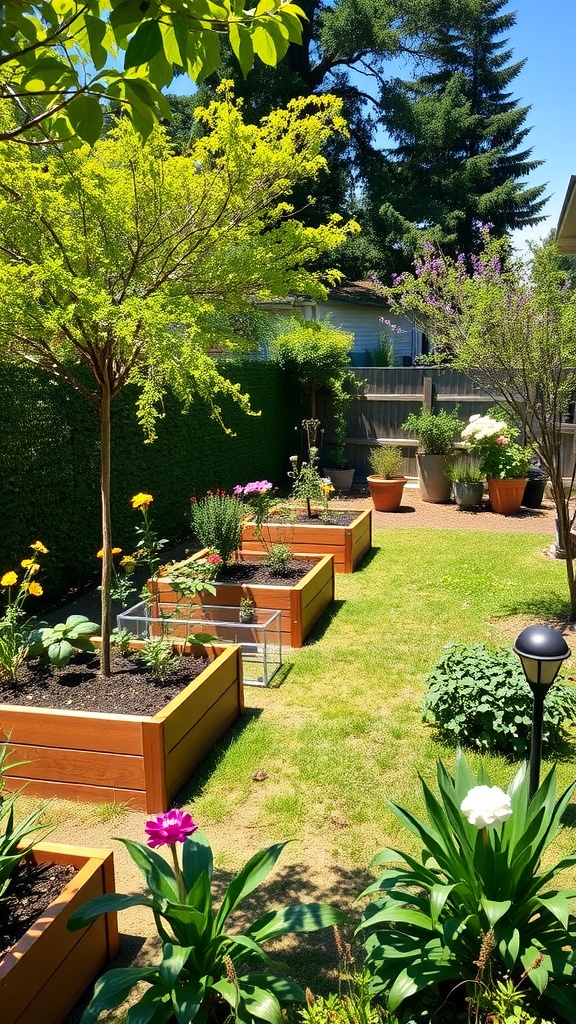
[323, 378, 356, 493]
[446, 460, 485, 509]
[461, 413, 531, 515]
[366, 445, 406, 511]
[402, 408, 464, 502]
[523, 459, 548, 509]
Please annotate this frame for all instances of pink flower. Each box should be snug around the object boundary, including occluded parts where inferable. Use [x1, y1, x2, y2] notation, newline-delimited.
[145, 809, 198, 848]
[207, 553, 223, 565]
[496, 436, 508, 445]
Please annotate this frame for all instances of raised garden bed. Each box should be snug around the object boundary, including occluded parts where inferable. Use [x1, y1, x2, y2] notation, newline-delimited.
[0, 842, 117, 1024]
[149, 550, 335, 648]
[0, 644, 243, 812]
[240, 507, 372, 574]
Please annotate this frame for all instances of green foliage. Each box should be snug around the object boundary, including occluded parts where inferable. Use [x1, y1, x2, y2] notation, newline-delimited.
[288, 443, 333, 517]
[266, 543, 293, 576]
[402, 408, 464, 454]
[28, 614, 99, 668]
[190, 493, 244, 566]
[356, 752, 576, 1023]
[68, 827, 346, 1024]
[1, 1, 305, 145]
[367, 447, 403, 479]
[423, 643, 576, 757]
[0, 547, 47, 681]
[139, 637, 181, 682]
[269, 317, 356, 422]
[0, 742, 52, 898]
[446, 460, 484, 484]
[300, 972, 388, 1024]
[110, 627, 137, 656]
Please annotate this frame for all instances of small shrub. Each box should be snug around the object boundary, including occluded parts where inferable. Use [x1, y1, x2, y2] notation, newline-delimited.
[266, 543, 293, 575]
[403, 408, 463, 454]
[190, 491, 244, 565]
[422, 642, 576, 757]
[446, 459, 484, 483]
[368, 446, 403, 478]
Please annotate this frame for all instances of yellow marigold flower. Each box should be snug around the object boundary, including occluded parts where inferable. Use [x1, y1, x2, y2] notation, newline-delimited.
[1, 571, 18, 587]
[97, 547, 122, 558]
[28, 582, 43, 597]
[30, 541, 49, 554]
[131, 492, 153, 509]
[112, 547, 122, 555]
[21, 559, 40, 573]
[120, 556, 136, 573]
[97, 549, 104, 559]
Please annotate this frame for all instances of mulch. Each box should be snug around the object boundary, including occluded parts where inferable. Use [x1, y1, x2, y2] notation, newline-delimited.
[1, 860, 77, 960]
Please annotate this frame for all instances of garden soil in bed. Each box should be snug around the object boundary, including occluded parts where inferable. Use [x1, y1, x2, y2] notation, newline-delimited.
[266, 510, 358, 527]
[215, 559, 315, 586]
[0, 859, 77, 960]
[1, 653, 209, 716]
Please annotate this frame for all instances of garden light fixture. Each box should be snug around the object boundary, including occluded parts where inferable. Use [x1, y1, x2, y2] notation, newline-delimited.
[513, 625, 571, 798]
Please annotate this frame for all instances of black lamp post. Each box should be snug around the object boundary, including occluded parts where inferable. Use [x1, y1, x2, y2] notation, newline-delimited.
[513, 625, 571, 798]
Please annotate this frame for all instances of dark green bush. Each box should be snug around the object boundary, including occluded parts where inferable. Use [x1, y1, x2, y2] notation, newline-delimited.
[422, 642, 576, 757]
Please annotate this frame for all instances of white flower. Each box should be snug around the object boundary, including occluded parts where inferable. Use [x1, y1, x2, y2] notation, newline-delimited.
[460, 785, 512, 829]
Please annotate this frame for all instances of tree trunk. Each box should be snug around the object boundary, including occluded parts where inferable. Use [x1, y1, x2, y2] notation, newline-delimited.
[550, 469, 576, 620]
[99, 380, 113, 676]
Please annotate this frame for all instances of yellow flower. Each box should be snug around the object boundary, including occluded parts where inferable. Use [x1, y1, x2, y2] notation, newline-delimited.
[21, 559, 40, 574]
[322, 484, 335, 496]
[97, 547, 122, 558]
[20, 581, 29, 592]
[131, 492, 153, 509]
[28, 581, 43, 597]
[112, 547, 122, 555]
[120, 555, 136, 573]
[30, 541, 48, 554]
[1, 571, 18, 587]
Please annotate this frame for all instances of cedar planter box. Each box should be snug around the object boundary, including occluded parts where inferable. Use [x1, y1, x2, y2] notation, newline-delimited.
[0, 842, 117, 1024]
[241, 508, 372, 574]
[0, 644, 243, 813]
[149, 551, 335, 648]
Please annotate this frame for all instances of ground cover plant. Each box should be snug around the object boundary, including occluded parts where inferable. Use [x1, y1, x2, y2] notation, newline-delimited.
[14, 526, 576, 1022]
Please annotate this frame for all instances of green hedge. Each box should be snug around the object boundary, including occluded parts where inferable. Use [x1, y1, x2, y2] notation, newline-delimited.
[0, 361, 300, 601]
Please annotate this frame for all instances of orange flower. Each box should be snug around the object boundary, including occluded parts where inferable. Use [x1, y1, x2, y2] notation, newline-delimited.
[131, 492, 153, 509]
[30, 541, 48, 554]
[28, 581, 43, 597]
[1, 571, 17, 587]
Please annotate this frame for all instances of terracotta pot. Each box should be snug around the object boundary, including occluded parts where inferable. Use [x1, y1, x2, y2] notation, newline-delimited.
[323, 467, 355, 493]
[488, 477, 528, 515]
[367, 475, 406, 512]
[417, 453, 453, 503]
[452, 481, 484, 508]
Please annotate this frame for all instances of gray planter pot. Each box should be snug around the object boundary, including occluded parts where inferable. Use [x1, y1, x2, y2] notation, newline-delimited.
[417, 453, 453, 503]
[323, 467, 355, 493]
[453, 480, 484, 508]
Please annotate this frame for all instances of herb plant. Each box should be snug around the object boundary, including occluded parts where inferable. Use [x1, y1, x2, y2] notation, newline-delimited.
[266, 543, 293, 575]
[139, 638, 181, 682]
[402, 408, 463, 454]
[69, 812, 346, 1024]
[446, 460, 484, 484]
[28, 614, 99, 669]
[190, 492, 244, 565]
[357, 751, 576, 1023]
[422, 643, 576, 757]
[367, 447, 403, 479]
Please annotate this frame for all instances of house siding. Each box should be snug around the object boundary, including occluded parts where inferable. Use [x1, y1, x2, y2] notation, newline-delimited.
[314, 301, 422, 364]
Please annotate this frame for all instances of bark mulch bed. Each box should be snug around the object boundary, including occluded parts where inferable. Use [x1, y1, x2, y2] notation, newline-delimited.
[0, 858, 77, 961]
[0, 652, 209, 716]
[215, 559, 316, 586]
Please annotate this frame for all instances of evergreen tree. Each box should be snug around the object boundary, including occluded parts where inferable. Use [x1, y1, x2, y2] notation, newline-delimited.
[376, 0, 547, 258]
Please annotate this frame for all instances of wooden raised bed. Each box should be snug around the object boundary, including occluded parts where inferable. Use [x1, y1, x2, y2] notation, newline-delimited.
[241, 507, 372, 574]
[149, 551, 335, 648]
[1, 842, 117, 1024]
[0, 644, 243, 813]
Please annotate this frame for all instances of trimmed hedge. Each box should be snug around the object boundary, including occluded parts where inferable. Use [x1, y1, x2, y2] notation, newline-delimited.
[0, 360, 300, 601]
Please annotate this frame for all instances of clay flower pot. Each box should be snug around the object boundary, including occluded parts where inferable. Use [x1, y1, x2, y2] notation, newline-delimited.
[488, 477, 528, 515]
[367, 475, 406, 512]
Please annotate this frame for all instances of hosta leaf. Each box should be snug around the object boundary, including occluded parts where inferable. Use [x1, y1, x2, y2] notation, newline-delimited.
[357, 906, 434, 933]
[119, 838, 179, 902]
[238, 984, 283, 1024]
[172, 977, 207, 1024]
[158, 942, 193, 987]
[480, 897, 511, 927]
[537, 892, 571, 930]
[240, 973, 305, 1004]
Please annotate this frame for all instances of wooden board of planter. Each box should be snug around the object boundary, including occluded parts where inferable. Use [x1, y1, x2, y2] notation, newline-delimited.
[1, 842, 117, 1024]
[149, 550, 335, 648]
[0, 644, 243, 813]
[240, 508, 372, 574]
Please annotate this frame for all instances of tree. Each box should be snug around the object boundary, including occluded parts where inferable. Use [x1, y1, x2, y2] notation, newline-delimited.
[375, 0, 547, 258]
[382, 232, 576, 618]
[268, 317, 354, 419]
[0, 87, 356, 671]
[1, 0, 305, 145]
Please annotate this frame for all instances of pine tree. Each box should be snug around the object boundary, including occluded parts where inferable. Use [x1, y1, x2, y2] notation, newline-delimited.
[376, 0, 547, 257]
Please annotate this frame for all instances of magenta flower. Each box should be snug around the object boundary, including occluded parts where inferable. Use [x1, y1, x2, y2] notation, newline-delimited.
[145, 809, 198, 848]
[207, 553, 223, 565]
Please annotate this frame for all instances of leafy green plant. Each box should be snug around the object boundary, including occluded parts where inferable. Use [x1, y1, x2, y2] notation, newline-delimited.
[239, 598, 256, 624]
[402, 408, 464, 454]
[356, 751, 576, 1023]
[28, 614, 99, 669]
[266, 544, 293, 576]
[289, 434, 334, 518]
[301, 927, 391, 1024]
[0, 741, 53, 898]
[139, 638, 181, 682]
[446, 460, 484, 484]
[190, 492, 245, 566]
[110, 627, 137, 656]
[168, 556, 221, 599]
[422, 643, 576, 757]
[367, 447, 403, 479]
[461, 416, 531, 479]
[0, 542, 48, 682]
[69, 811, 346, 1024]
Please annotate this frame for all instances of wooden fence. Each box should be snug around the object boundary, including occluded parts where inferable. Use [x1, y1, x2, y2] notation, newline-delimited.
[317, 367, 576, 481]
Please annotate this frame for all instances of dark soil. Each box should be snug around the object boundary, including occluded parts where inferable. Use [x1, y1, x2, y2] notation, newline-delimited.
[0, 858, 77, 961]
[1, 652, 209, 715]
[217, 559, 315, 586]
[267, 510, 359, 527]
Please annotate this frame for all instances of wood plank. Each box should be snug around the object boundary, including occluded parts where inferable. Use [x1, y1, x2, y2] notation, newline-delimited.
[161, 647, 240, 750]
[301, 577, 335, 634]
[2, 775, 146, 809]
[142, 719, 168, 814]
[165, 684, 242, 802]
[0, 708, 145, 755]
[4, 745, 145, 789]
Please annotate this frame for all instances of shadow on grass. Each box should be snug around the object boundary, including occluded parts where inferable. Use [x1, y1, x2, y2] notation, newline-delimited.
[352, 545, 382, 571]
[303, 600, 347, 644]
[266, 661, 295, 689]
[174, 707, 263, 806]
[494, 594, 574, 623]
[424, 724, 576, 765]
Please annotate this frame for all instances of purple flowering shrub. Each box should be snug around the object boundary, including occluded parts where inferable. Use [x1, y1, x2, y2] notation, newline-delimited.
[69, 813, 345, 1024]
